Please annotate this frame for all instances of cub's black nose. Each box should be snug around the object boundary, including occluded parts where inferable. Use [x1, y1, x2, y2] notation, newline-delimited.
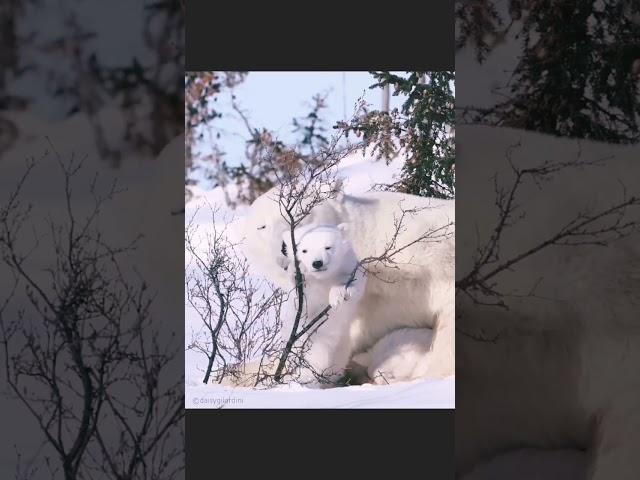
[312, 260, 323, 269]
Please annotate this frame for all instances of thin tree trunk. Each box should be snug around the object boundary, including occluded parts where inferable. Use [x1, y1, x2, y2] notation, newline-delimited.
[381, 84, 390, 112]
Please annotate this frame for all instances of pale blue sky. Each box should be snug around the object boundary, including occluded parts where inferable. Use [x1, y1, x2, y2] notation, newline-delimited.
[196, 72, 408, 168]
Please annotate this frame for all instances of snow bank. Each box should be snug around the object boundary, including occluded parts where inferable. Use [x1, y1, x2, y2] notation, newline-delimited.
[186, 376, 455, 409]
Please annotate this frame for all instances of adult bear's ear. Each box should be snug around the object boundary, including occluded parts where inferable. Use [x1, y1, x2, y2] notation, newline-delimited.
[337, 223, 349, 233]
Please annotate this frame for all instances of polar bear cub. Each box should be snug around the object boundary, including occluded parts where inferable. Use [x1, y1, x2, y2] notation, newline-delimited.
[280, 223, 366, 385]
[351, 327, 435, 384]
[285, 223, 365, 305]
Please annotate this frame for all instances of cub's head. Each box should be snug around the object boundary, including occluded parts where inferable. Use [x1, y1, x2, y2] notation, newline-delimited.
[283, 224, 350, 279]
[241, 188, 345, 287]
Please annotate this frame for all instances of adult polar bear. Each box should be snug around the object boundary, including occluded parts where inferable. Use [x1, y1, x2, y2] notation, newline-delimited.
[241, 187, 455, 381]
[456, 126, 640, 479]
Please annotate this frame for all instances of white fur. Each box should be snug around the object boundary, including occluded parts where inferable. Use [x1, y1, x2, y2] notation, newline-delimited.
[351, 327, 435, 384]
[455, 125, 640, 479]
[279, 224, 365, 385]
[241, 189, 455, 381]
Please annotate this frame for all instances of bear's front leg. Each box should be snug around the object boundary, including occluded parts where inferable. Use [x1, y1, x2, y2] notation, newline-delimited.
[345, 270, 366, 302]
[329, 285, 348, 307]
[329, 269, 366, 307]
[297, 341, 335, 387]
[297, 329, 351, 388]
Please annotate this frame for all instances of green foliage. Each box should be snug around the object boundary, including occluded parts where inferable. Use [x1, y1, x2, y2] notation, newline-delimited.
[457, 0, 640, 143]
[292, 93, 330, 156]
[338, 71, 455, 198]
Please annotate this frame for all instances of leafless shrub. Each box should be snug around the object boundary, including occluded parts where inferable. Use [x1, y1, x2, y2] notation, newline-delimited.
[185, 204, 287, 386]
[359, 201, 454, 283]
[0, 146, 184, 480]
[457, 142, 640, 310]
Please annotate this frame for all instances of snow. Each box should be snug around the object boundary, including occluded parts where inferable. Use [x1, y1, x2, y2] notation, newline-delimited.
[185, 145, 456, 408]
[186, 376, 455, 409]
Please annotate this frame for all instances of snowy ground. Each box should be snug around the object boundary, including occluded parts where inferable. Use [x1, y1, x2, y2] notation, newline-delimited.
[186, 376, 455, 409]
[185, 146, 456, 409]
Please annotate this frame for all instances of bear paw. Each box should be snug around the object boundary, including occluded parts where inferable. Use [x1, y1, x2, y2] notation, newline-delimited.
[329, 285, 350, 307]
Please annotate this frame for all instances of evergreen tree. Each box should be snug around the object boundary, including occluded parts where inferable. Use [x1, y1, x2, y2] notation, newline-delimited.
[338, 71, 455, 198]
[457, 0, 640, 143]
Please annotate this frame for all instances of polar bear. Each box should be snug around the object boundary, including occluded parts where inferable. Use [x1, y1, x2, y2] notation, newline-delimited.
[241, 187, 455, 380]
[455, 125, 640, 479]
[351, 327, 435, 384]
[279, 223, 366, 385]
[282, 223, 366, 307]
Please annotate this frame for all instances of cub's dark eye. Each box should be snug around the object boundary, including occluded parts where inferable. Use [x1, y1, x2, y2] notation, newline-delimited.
[257, 225, 266, 230]
[302, 250, 307, 254]
[281, 241, 288, 256]
[325, 247, 331, 250]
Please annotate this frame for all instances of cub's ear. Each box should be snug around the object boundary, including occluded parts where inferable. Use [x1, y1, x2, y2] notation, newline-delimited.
[337, 223, 349, 233]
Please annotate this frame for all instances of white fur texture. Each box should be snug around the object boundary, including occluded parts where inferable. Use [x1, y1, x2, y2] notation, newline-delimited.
[456, 125, 640, 479]
[241, 189, 455, 381]
[279, 224, 366, 385]
[352, 327, 435, 384]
